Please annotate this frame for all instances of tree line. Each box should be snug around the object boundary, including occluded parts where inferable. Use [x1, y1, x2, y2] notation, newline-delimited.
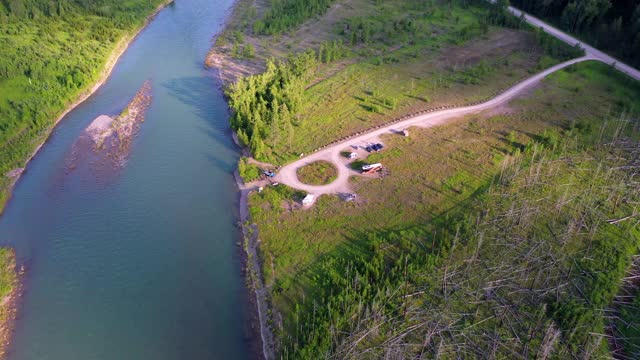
[511, 0, 640, 66]
[226, 43, 346, 162]
[253, 0, 336, 35]
[226, 51, 314, 161]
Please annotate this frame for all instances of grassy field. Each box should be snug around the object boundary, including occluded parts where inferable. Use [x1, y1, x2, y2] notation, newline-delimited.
[285, 28, 548, 159]
[0, 0, 167, 211]
[238, 157, 263, 182]
[296, 161, 337, 185]
[248, 61, 640, 357]
[219, 0, 581, 164]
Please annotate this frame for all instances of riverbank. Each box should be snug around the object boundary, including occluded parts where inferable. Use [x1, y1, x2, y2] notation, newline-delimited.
[0, 0, 175, 215]
[0, 250, 23, 359]
[0, 0, 250, 357]
[234, 172, 275, 360]
[204, 0, 266, 85]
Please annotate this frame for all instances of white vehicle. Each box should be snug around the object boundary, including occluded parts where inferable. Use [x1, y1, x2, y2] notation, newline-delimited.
[348, 152, 358, 159]
[302, 194, 315, 206]
[361, 163, 383, 174]
[361, 163, 382, 171]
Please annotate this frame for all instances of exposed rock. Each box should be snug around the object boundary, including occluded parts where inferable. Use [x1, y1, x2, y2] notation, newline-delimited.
[66, 81, 152, 173]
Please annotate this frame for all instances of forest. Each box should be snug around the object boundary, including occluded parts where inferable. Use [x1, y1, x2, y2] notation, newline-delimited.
[512, 0, 640, 66]
[0, 0, 166, 209]
[226, 43, 346, 162]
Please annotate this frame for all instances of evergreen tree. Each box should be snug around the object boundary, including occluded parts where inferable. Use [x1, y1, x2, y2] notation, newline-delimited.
[243, 43, 255, 59]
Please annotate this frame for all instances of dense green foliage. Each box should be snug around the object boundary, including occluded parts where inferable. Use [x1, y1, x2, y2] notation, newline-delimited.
[0, 0, 165, 208]
[512, 0, 640, 66]
[341, 0, 466, 46]
[253, 0, 336, 35]
[226, 50, 317, 161]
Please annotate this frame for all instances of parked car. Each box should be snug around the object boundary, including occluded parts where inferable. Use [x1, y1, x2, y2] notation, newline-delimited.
[263, 170, 276, 178]
[344, 193, 357, 202]
[365, 145, 374, 152]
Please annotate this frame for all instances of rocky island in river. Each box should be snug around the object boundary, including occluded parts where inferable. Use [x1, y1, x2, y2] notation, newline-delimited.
[66, 81, 153, 174]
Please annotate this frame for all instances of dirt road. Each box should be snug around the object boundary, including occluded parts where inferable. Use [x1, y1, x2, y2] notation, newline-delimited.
[506, 6, 640, 82]
[273, 6, 640, 203]
[273, 57, 593, 198]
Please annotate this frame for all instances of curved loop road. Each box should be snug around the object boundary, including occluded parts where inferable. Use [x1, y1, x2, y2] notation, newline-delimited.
[273, 7, 640, 201]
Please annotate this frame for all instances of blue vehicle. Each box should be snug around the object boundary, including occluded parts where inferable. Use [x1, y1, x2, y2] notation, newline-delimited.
[372, 143, 384, 151]
[263, 170, 276, 178]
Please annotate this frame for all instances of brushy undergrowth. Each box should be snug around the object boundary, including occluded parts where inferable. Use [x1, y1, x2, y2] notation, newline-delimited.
[248, 61, 640, 358]
[281, 114, 640, 359]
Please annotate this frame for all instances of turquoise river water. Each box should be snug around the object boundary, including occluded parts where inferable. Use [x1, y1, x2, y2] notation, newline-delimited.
[0, 0, 251, 358]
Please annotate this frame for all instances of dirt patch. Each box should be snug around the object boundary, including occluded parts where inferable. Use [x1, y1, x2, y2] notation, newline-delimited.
[206, 51, 265, 85]
[85, 115, 116, 143]
[4, 169, 23, 179]
[206, 0, 371, 85]
[438, 28, 537, 69]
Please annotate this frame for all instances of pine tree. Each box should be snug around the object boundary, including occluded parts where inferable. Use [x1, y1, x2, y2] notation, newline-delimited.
[249, 125, 264, 159]
[237, 128, 249, 146]
[243, 43, 255, 58]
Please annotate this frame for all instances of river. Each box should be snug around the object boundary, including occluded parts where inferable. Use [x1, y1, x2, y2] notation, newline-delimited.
[0, 0, 250, 358]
